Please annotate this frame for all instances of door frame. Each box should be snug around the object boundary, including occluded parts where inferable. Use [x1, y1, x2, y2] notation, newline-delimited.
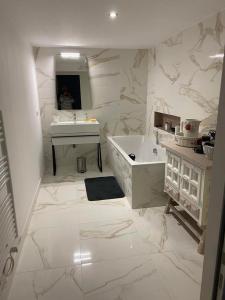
[200, 49, 225, 299]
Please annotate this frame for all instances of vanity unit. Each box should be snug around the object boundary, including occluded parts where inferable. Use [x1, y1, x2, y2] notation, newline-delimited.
[50, 120, 102, 175]
[161, 141, 213, 254]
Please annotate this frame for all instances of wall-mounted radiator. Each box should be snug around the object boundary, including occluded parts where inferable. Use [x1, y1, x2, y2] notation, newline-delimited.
[0, 111, 18, 290]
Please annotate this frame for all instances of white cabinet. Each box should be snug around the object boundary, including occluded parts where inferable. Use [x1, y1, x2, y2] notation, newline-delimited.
[162, 142, 212, 254]
[164, 150, 211, 227]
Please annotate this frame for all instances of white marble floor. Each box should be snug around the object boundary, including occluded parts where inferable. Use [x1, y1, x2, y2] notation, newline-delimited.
[8, 168, 203, 300]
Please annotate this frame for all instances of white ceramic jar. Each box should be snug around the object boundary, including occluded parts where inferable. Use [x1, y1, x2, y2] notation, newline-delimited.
[182, 119, 200, 138]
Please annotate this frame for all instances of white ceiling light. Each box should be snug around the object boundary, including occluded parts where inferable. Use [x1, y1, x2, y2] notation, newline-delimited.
[60, 52, 81, 59]
[209, 53, 224, 59]
[109, 11, 118, 19]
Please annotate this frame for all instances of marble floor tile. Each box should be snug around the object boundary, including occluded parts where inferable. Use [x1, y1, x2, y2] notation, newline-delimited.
[78, 198, 132, 224]
[132, 206, 199, 255]
[29, 208, 80, 231]
[8, 169, 203, 300]
[81, 255, 172, 300]
[152, 251, 203, 300]
[17, 225, 81, 273]
[33, 182, 87, 215]
[9, 266, 83, 300]
[79, 218, 159, 264]
[81, 252, 202, 300]
[42, 165, 113, 184]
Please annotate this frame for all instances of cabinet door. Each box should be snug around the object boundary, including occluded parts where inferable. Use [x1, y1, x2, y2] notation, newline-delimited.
[190, 166, 201, 187]
[181, 177, 190, 195]
[166, 151, 180, 189]
[180, 160, 202, 205]
[166, 165, 173, 182]
[167, 151, 173, 167]
[172, 154, 180, 173]
[172, 170, 179, 189]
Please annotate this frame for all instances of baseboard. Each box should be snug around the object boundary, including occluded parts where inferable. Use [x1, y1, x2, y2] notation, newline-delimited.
[21, 177, 42, 237]
[1, 177, 41, 300]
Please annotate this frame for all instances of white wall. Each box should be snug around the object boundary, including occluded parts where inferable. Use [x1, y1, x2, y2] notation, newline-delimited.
[0, 20, 43, 236]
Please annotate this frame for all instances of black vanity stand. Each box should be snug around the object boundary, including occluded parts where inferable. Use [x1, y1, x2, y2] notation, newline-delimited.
[51, 136, 103, 176]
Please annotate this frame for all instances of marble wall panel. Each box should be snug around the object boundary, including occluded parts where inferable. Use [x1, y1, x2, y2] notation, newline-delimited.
[35, 48, 148, 172]
[146, 11, 225, 140]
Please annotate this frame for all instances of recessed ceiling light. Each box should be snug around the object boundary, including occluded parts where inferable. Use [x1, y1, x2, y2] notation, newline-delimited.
[60, 52, 81, 59]
[109, 11, 118, 19]
[209, 53, 224, 59]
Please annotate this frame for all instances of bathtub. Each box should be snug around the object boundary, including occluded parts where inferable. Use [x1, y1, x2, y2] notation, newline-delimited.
[107, 135, 167, 209]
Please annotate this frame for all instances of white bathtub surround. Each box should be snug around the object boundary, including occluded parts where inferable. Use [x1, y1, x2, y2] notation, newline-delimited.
[8, 170, 203, 300]
[35, 48, 148, 172]
[107, 135, 167, 209]
[146, 11, 225, 143]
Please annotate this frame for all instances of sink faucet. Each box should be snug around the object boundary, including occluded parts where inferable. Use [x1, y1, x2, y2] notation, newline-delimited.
[73, 112, 76, 121]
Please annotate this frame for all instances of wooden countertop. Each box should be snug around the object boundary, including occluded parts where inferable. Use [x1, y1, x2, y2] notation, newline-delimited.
[161, 141, 213, 170]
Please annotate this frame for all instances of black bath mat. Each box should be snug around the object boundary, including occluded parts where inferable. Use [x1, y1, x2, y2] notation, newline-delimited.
[84, 176, 125, 201]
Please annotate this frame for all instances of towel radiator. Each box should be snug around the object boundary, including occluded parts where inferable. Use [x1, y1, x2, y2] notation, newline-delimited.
[0, 111, 18, 288]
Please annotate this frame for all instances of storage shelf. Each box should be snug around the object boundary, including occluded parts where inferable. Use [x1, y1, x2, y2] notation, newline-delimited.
[154, 127, 175, 136]
[170, 194, 200, 223]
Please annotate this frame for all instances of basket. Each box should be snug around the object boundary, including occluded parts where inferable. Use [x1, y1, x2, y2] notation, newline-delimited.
[203, 145, 214, 160]
[175, 134, 198, 148]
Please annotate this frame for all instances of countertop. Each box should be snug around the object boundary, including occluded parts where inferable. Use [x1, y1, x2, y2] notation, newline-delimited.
[161, 141, 213, 170]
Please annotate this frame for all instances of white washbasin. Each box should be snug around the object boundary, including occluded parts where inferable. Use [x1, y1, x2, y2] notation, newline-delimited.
[51, 120, 100, 136]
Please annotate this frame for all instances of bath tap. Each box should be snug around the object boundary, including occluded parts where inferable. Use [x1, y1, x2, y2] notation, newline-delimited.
[155, 130, 159, 145]
[153, 148, 158, 155]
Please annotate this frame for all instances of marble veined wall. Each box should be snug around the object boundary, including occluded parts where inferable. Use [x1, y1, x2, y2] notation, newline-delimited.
[35, 48, 148, 171]
[146, 11, 225, 138]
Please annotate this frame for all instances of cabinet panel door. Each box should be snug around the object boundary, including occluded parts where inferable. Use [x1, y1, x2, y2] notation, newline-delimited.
[190, 166, 201, 187]
[167, 152, 173, 167]
[190, 183, 198, 202]
[181, 160, 202, 205]
[172, 154, 180, 173]
[181, 177, 189, 195]
[166, 151, 180, 189]
[172, 171, 180, 189]
[181, 161, 191, 179]
[166, 166, 173, 182]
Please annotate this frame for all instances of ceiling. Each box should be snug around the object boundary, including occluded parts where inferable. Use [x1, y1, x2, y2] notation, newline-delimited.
[1, 0, 225, 48]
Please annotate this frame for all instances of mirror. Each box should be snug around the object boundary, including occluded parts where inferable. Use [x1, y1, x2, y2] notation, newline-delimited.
[55, 54, 92, 110]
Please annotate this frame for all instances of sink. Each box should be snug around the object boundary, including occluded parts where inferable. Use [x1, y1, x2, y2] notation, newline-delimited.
[51, 120, 100, 136]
